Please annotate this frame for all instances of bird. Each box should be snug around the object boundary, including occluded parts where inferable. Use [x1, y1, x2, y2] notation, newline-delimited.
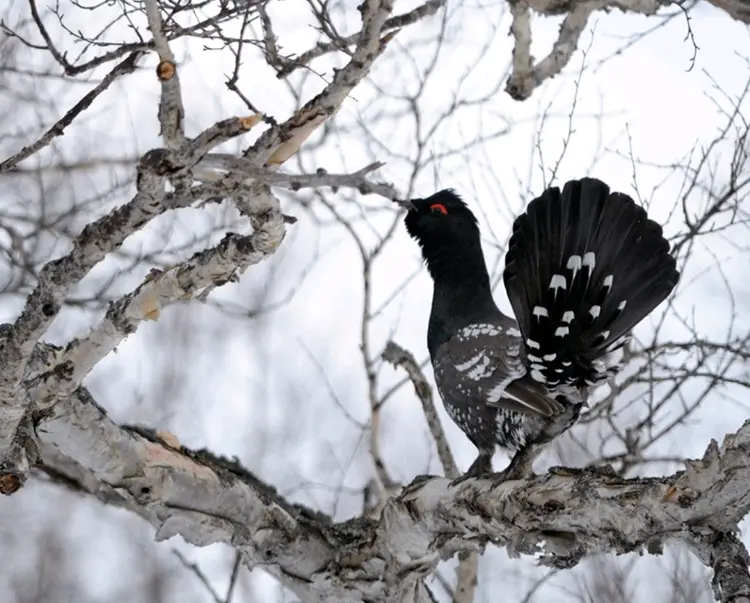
[398, 178, 679, 479]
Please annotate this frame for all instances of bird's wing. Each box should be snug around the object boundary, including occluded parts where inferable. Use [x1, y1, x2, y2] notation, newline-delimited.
[433, 322, 564, 417]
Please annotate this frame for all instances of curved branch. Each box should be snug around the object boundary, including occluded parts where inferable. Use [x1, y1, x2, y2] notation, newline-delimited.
[35, 345, 750, 602]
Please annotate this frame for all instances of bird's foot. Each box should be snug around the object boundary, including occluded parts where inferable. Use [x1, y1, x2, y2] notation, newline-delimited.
[548, 466, 583, 477]
[491, 447, 537, 485]
[452, 453, 493, 484]
[491, 465, 532, 485]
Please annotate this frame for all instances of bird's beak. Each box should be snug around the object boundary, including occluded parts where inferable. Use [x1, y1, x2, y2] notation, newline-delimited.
[395, 198, 417, 212]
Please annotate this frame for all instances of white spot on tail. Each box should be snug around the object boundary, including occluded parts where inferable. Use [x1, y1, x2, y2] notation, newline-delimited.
[562, 361, 572, 367]
[562, 311, 575, 323]
[567, 255, 582, 281]
[533, 306, 549, 319]
[555, 326, 570, 337]
[543, 353, 556, 361]
[549, 274, 567, 295]
[528, 354, 542, 362]
[507, 327, 521, 337]
[589, 305, 601, 319]
[530, 369, 546, 383]
[530, 363, 545, 371]
[526, 339, 540, 349]
[618, 300, 627, 311]
[603, 275, 613, 289]
[599, 330, 610, 340]
[583, 252, 596, 270]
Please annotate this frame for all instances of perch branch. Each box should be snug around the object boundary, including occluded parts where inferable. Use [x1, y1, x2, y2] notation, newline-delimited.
[34, 379, 750, 603]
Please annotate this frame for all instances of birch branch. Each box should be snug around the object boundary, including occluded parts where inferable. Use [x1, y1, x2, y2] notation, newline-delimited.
[249, 0, 397, 167]
[503, 0, 682, 100]
[381, 341, 478, 603]
[0, 149, 179, 474]
[382, 342, 458, 479]
[36, 385, 339, 600]
[195, 155, 401, 200]
[33, 377, 750, 602]
[0, 52, 144, 173]
[29, 197, 285, 408]
[0, 118, 272, 488]
[145, 0, 187, 151]
[275, 0, 446, 77]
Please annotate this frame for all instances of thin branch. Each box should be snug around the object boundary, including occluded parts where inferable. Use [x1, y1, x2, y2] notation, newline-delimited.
[0, 51, 144, 173]
[145, 0, 187, 150]
[276, 0, 445, 77]
[382, 342, 478, 603]
[249, 0, 398, 166]
[30, 203, 285, 407]
[505, 0, 666, 100]
[382, 341, 458, 479]
[195, 155, 400, 199]
[173, 550, 224, 603]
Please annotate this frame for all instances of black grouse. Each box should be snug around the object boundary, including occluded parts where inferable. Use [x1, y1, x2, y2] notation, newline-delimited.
[399, 178, 679, 479]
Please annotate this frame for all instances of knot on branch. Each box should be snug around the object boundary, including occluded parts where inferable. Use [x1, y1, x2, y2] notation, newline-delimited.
[156, 60, 176, 81]
[140, 148, 180, 175]
[0, 471, 24, 495]
[238, 114, 264, 131]
[506, 72, 536, 101]
[137, 148, 181, 197]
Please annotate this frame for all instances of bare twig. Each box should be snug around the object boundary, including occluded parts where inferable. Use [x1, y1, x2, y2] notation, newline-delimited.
[0, 52, 144, 173]
[145, 0, 187, 150]
[382, 341, 458, 479]
[276, 0, 445, 77]
[195, 156, 400, 199]
[173, 550, 223, 603]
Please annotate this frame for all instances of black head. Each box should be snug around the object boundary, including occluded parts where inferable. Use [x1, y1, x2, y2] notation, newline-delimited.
[402, 189, 479, 246]
[400, 189, 485, 280]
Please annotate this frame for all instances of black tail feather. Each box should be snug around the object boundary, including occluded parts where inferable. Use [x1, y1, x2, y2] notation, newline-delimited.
[503, 178, 679, 388]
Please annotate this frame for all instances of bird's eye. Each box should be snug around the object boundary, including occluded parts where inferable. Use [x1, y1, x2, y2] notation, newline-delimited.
[430, 204, 448, 215]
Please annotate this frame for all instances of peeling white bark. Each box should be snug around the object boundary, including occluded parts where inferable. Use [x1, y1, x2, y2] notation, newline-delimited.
[505, 0, 693, 100]
[30, 195, 285, 408]
[0, 152, 287, 488]
[249, 0, 396, 166]
[34, 375, 750, 603]
[6, 0, 750, 600]
[0, 0, 397, 492]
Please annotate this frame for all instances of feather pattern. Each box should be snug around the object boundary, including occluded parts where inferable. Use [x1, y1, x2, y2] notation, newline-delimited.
[403, 180, 680, 474]
[503, 178, 679, 389]
[432, 322, 566, 452]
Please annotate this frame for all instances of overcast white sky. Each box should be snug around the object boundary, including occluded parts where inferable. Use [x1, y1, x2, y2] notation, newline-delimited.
[3, 2, 750, 602]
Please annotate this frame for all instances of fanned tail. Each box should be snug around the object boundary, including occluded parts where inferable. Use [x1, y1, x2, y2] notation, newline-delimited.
[503, 177, 679, 388]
